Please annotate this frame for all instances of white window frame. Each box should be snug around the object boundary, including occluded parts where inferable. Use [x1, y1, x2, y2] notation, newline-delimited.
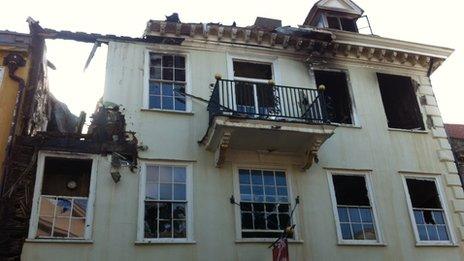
[137, 161, 194, 243]
[28, 151, 98, 241]
[0, 66, 5, 88]
[232, 164, 300, 242]
[401, 174, 457, 246]
[143, 50, 192, 113]
[327, 170, 384, 245]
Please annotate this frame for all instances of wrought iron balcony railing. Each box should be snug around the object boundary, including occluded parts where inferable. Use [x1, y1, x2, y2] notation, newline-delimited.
[207, 78, 329, 124]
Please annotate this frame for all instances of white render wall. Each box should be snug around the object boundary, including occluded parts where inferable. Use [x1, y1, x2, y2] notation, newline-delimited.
[22, 41, 464, 261]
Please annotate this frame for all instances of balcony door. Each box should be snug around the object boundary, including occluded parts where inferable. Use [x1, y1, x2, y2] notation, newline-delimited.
[232, 60, 275, 115]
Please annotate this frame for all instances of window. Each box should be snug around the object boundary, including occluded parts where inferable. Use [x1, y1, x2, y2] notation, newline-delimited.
[138, 163, 192, 242]
[28, 153, 96, 240]
[403, 177, 453, 244]
[148, 52, 186, 111]
[377, 73, 424, 130]
[328, 173, 382, 244]
[314, 70, 353, 124]
[326, 16, 358, 32]
[232, 60, 275, 114]
[237, 168, 292, 239]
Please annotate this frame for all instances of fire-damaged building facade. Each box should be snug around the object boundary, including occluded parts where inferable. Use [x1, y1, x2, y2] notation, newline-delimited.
[1, 0, 464, 260]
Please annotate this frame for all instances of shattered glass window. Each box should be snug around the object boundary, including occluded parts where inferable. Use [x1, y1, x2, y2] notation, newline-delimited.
[332, 175, 377, 241]
[37, 157, 92, 239]
[238, 169, 292, 239]
[144, 165, 187, 239]
[149, 53, 186, 111]
[406, 178, 450, 241]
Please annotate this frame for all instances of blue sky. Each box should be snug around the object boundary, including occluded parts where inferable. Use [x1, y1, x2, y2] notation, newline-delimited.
[2, 0, 463, 124]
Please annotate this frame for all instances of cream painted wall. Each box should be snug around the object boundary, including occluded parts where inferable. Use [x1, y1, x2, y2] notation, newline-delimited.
[22, 41, 464, 260]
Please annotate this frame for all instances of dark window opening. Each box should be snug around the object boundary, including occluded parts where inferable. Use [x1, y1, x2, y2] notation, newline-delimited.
[326, 16, 358, 32]
[233, 61, 272, 80]
[406, 178, 450, 241]
[314, 70, 353, 124]
[332, 175, 369, 206]
[42, 157, 92, 197]
[327, 16, 341, 30]
[377, 73, 424, 130]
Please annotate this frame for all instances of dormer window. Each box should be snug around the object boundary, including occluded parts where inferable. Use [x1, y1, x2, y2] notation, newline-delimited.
[326, 16, 358, 32]
[304, 0, 364, 33]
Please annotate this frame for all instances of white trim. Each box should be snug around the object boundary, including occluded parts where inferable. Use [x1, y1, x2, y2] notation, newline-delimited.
[0, 66, 5, 88]
[400, 173, 457, 246]
[143, 50, 192, 112]
[326, 170, 385, 245]
[137, 160, 194, 243]
[27, 151, 99, 241]
[232, 164, 299, 241]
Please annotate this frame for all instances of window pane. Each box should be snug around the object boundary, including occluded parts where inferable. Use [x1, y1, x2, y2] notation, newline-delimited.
[144, 202, 158, 238]
[263, 171, 275, 185]
[417, 225, 428, 240]
[251, 170, 263, 185]
[159, 221, 172, 238]
[277, 187, 287, 196]
[253, 186, 264, 196]
[37, 216, 53, 237]
[426, 224, 439, 240]
[233, 61, 272, 80]
[437, 225, 449, 241]
[174, 84, 185, 96]
[241, 213, 253, 229]
[162, 68, 174, 81]
[432, 211, 445, 224]
[360, 208, 373, 223]
[69, 218, 86, 238]
[406, 179, 441, 208]
[162, 83, 174, 96]
[348, 208, 361, 222]
[174, 56, 185, 68]
[278, 214, 290, 229]
[159, 184, 172, 200]
[254, 213, 265, 229]
[175, 69, 185, 82]
[173, 220, 186, 238]
[159, 166, 172, 183]
[39, 196, 56, 217]
[72, 199, 87, 218]
[173, 167, 186, 183]
[267, 213, 278, 230]
[264, 186, 276, 195]
[145, 183, 159, 200]
[241, 203, 252, 212]
[149, 82, 161, 95]
[158, 202, 172, 219]
[146, 165, 159, 182]
[56, 198, 72, 217]
[338, 207, 349, 222]
[150, 67, 161, 79]
[332, 175, 369, 206]
[174, 97, 186, 111]
[162, 55, 174, 67]
[352, 224, 364, 239]
[340, 223, 352, 239]
[414, 210, 425, 224]
[162, 97, 174, 110]
[363, 224, 376, 240]
[239, 170, 250, 184]
[174, 184, 186, 200]
[149, 95, 161, 109]
[172, 203, 186, 219]
[150, 53, 162, 66]
[53, 217, 70, 237]
[240, 185, 251, 195]
[275, 172, 286, 186]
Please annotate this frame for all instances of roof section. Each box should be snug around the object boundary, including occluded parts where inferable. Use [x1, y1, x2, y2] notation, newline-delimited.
[445, 124, 464, 139]
[0, 31, 31, 51]
[304, 0, 364, 26]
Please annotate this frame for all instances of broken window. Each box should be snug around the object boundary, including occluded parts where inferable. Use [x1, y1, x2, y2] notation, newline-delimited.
[34, 156, 93, 239]
[233, 60, 275, 114]
[331, 174, 378, 241]
[143, 164, 189, 239]
[148, 53, 186, 111]
[238, 169, 292, 238]
[405, 178, 450, 241]
[314, 70, 353, 124]
[326, 16, 358, 32]
[377, 73, 424, 130]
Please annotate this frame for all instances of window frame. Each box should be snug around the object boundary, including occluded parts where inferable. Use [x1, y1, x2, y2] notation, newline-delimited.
[311, 68, 359, 127]
[27, 151, 98, 241]
[143, 50, 192, 113]
[137, 161, 194, 243]
[401, 174, 457, 246]
[0, 66, 5, 88]
[327, 170, 384, 245]
[323, 15, 358, 32]
[232, 164, 300, 242]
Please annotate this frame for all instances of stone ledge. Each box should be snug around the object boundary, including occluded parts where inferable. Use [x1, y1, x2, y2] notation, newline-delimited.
[424, 95, 438, 106]
[418, 85, 434, 96]
[438, 150, 455, 162]
[438, 138, 452, 150]
[432, 128, 447, 138]
[446, 162, 459, 174]
[425, 105, 441, 116]
[452, 200, 464, 212]
[432, 116, 444, 128]
[445, 174, 463, 187]
[453, 187, 464, 199]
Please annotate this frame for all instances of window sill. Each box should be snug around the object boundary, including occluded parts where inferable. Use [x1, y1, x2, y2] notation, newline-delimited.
[25, 239, 93, 244]
[337, 240, 386, 246]
[388, 128, 428, 134]
[235, 239, 304, 244]
[135, 240, 196, 245]
[141, 108, 194, 116]
[415, 241, 458, 247]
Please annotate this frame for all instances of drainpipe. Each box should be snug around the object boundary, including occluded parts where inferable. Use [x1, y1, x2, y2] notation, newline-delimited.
[0, 53, 26, 196]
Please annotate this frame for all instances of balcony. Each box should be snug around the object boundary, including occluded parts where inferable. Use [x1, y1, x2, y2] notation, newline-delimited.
[201, 78, 336, 169]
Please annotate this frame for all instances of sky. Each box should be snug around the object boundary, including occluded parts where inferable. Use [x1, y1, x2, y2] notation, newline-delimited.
[1, 0, 463, 124]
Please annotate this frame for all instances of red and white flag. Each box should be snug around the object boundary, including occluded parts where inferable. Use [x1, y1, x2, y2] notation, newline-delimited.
[272, 238, 289, 261]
